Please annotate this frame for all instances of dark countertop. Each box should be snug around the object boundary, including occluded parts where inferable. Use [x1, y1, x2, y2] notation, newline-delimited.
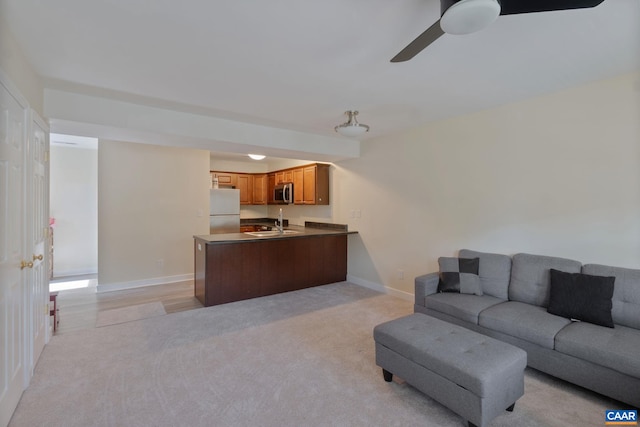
[195, 222, 357, 243]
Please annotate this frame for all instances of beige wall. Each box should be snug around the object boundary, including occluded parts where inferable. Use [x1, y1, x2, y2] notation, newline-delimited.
[0, 22, 43, 115]
[333, 72, 640, 297]
[93, 72, 640, 296]
[98, 140, 210, 290]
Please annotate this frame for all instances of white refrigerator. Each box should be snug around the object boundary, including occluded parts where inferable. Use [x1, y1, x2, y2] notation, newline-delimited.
[210, 189, 240, 233]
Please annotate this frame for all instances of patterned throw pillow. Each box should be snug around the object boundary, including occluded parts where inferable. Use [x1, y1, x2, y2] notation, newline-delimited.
[437, 257, 483, 296]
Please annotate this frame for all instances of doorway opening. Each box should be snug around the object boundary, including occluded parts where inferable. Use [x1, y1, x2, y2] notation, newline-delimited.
[49, 274, 97, 292]
[49, 134, 98, 292]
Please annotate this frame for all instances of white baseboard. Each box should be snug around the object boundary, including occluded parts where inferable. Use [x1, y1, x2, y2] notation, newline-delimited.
[347, 275, 414, 302]
[96, 273, 194, 293]
[52, 268, 98, 278]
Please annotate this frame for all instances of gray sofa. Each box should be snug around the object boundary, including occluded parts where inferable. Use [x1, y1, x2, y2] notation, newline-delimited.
[414, 249, 640, 408]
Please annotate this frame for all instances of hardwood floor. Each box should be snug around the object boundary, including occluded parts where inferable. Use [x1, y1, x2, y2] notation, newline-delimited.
[52, 280, 203, 335]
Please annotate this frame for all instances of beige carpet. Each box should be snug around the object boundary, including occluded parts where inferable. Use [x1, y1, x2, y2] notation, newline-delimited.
[95, 301, 166, 327]
[10, 282, 626, 427]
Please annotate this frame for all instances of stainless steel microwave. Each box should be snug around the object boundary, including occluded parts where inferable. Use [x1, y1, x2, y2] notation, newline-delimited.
[274, 182, 293, 204]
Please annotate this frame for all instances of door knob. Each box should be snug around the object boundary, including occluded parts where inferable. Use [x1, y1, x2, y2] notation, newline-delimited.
[33, 254, 43, 261]
[20, 260, 34, 270]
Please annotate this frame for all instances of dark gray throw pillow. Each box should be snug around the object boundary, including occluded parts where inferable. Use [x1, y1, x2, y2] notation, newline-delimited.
[547, 269, 615, 328]
[437, 257, 482, 296]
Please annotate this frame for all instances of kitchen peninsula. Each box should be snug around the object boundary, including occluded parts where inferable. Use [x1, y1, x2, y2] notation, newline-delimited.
[194, 222, 357, 306]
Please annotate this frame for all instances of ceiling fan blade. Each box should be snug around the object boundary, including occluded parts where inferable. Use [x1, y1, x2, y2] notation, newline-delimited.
[499, 0, 605, 15]
[391, 20, 444, 63]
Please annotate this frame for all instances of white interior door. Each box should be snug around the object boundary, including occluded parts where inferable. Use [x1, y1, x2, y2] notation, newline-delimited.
[26, 111, 49, 376]
[0, 77, 27, 427]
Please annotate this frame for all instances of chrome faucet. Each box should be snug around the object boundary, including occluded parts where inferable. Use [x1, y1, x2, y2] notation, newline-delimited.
[276, 208, 284, 233]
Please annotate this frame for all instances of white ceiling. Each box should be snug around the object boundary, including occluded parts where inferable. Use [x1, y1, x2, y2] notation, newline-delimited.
[2, 0, 639, 149]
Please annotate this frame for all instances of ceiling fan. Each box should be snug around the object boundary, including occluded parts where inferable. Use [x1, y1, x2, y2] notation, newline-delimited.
[391, 0, 606, 62]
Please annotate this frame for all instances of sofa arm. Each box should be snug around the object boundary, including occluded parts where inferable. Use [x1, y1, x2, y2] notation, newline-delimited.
[415, 272, 439, 307]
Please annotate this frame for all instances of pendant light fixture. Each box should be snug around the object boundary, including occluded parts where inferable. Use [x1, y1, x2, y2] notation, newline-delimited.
[334, 111, 370, 137]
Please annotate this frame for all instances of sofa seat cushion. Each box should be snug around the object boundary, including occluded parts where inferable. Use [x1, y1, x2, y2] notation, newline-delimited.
[425, 293, 504, 324]
[479, 301, 572, 349]
[555, 322, 640, 378]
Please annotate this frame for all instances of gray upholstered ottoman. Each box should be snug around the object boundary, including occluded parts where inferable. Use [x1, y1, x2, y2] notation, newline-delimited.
[374, 313, 526, 427]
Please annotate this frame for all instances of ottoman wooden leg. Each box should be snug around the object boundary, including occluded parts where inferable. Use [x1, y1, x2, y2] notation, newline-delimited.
[382, 369, 393, 382]
[468, 403, 515, 427]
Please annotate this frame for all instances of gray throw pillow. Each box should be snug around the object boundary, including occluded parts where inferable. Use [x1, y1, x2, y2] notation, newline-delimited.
[438, 257, 483, 296]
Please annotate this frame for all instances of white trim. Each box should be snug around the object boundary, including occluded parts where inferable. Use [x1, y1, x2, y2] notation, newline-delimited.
[96, 273, 194, 293]
[52, 268, 98, 278]
[0, 67, 30, 109]
[44, 89, 360, 162]
[30, 108, 48, 132]
[347, 274, 414, 302]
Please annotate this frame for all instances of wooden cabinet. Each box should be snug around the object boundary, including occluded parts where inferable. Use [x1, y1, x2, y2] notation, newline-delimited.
[194, 234, 348, 307]
[275, 163, 330, 205]
[253, 174, 268, 205]
[195, 240, 262, 305]
[210, 171, 261, 205]
[293, 168, 304, 204]
[236, 174, 253, 205]
[267, 173, 276, 204]
[302, 164, 329, 205]
[211, 163, 329, 205]
[211, 171, 237, 188]
[275, 170, 293, 184]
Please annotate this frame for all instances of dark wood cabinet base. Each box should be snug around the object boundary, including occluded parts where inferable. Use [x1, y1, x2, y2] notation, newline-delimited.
[194, 234, 347, 307]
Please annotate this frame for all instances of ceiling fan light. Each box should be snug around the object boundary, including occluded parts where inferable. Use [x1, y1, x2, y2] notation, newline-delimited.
[334, 111, 370, 137]
[248, 154, 266, 160]
[335, 124, 369, 137]
[440, 0, 501, 35]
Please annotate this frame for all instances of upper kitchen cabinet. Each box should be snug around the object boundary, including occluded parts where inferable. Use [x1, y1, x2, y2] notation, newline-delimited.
[253, 174, 268, 205]
[275, 170, 293, 184]
[302, 164, 329, 205]
[211, 163, 329, 205]
[267, 173, 276, 204]
[293, 168, 304, 204]
[236, 174, 253, 205]
[211, 171, 237, 188]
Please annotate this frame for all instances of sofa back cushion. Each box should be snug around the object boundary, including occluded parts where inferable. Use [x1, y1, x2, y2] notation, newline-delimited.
[582, 263, 640, 329]
[509, 253, 582, 307]
[459, 249, 511, 300]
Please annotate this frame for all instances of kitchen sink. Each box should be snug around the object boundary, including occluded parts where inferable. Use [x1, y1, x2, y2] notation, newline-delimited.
[244, 230, 300, 237]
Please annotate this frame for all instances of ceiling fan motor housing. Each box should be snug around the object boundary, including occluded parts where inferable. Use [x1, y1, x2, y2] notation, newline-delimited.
[440, 0, 501, 35]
